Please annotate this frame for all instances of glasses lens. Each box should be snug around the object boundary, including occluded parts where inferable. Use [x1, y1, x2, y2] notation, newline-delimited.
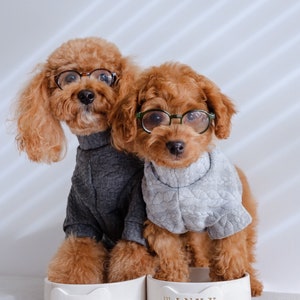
[56, 71, 80, 89]
[91, 69, 115, 86]
[142, 110, 170, 132]
[183, 110, 210, 133]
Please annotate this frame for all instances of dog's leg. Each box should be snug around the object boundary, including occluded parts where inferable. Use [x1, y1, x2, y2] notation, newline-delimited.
[48, 235, 107, 284]
[108, 240, 157, 282]
[243, 223, 264, 296]
[185, 231, 209, 267]
[245, 261, 264, 297]
[235, 167, 263, 296]
[209, 230, 263, 296]
[209, 231, 247, 281]
[144, 221, 189, 282]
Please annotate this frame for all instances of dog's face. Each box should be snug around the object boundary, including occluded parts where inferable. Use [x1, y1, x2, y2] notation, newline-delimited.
[15, 37, 137, 162]
[47, 37, 130, 135]
[134, 64, 215, 169]
[112, 62, 236, 169]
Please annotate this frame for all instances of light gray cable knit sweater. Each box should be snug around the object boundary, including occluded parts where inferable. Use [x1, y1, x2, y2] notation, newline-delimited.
[142, 147, 252, 239]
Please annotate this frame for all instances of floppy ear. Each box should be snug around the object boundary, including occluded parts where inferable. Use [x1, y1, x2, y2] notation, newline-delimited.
[110, 90, 138, 152]
[15, 67, 66, 163]
[200, 75, 236, 139]
[116, 57, 140, 103]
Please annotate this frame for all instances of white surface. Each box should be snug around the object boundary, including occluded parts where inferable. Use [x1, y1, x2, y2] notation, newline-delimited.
[256, 292, 300, 300]
[0, 0, 299, 295]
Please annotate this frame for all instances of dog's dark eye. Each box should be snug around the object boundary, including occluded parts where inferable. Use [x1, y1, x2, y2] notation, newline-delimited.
[183, 110, 210, 133]
[185, 111, 198, 122]
[55, 71, 80, 89]
[64, 73, 78, 84]
[145, 112, 164, 125]
[142, 111, 169, 132]
[151, 113, 163, 123]
[92, 69, 115, 86]
[184, 111, 207, 123]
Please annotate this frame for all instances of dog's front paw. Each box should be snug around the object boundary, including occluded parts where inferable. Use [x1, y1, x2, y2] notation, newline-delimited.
[209, 255, 246, 282]
[250, 277, 263, 297]
[144, 220, 190, 282]
[108, 240, 157, 282]
[154, 262, 189, 282]
[48, 236, 107, 284]
[210, 266, 263, 297]
[209, 255, 264, 297]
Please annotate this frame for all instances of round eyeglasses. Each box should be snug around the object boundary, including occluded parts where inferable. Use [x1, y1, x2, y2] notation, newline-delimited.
[54, 69, 117, 90]
[136, 109, 215, 134]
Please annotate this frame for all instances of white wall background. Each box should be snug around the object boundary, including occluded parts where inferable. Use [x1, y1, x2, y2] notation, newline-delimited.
[1, 0, 299, 294]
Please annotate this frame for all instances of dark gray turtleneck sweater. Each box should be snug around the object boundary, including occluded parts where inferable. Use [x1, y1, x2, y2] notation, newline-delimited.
[63, 131, 146, 248]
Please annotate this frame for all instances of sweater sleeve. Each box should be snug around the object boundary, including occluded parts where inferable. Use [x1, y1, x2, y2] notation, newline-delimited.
[122, 169, 147, 247]
[63, 147, 103, 241]
[207, 204, 252, 239]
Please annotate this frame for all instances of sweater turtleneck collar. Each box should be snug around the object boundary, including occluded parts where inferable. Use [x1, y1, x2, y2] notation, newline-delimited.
[149, 152, 211, 188]
[77, 130, 111, 150]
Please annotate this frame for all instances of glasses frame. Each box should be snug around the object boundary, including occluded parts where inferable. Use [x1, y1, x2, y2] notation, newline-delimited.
[136, 109, 215, 134]
[54, 68, 117, 90]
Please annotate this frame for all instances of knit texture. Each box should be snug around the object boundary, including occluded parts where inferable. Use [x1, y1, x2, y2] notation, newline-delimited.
[142, 147, 252, 239]
[64, 131, 147, 247]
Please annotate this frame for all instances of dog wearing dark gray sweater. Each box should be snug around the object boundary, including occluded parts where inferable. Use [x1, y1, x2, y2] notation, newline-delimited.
[14, 37, 155, 283]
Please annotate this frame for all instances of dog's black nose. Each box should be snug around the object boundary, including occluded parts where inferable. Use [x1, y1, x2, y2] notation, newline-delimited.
[166, 141, 185, 156]
[77, 89, 95, 105]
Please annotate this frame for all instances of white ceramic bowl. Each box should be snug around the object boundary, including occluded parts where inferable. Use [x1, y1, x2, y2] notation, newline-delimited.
[147, 268, 251, 300]
[44, 276, 146, 300]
